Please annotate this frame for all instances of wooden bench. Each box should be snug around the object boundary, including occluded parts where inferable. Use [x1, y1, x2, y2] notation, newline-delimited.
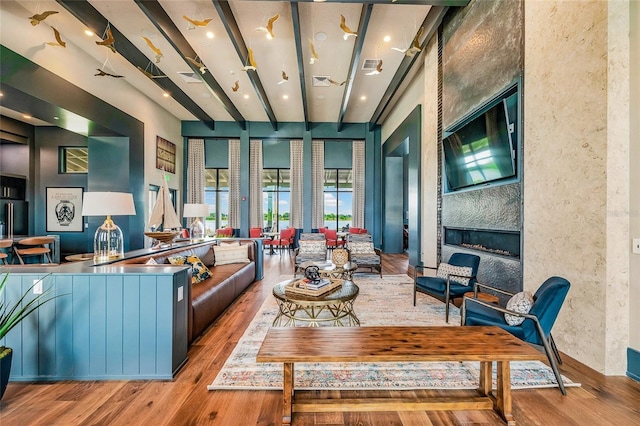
[256, 326, 545, 425]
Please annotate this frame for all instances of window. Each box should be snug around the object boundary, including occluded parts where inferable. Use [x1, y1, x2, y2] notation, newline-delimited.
[204, 169, 229, 233]
[262, 169, 290, 231]
[59, 147, 88, 173]
[324, 169, 352, 230]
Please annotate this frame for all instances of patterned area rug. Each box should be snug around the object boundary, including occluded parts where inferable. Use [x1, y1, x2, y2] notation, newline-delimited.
[208, 274, 578, 391]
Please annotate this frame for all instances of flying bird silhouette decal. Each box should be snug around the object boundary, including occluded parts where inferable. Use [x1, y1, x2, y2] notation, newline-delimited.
[96, 27, 116, 53]
[142, 36, 163, 63]
[182, 15, 212, 29]
[46, 27, 66, 47]
[242, 48, 257, 71]
[278, 70, 289, 85]
[365, 60, 383, 75]
[95, 69, 124, 78]
[186, 57, 207, 74]
[232, 81, 240, 92]
[340, 15, 357, 40]
[255, 13, 279, 39]
[308, 39, 319, 64]
[29, 10, 58, 26]
[391, 27, 423, 57]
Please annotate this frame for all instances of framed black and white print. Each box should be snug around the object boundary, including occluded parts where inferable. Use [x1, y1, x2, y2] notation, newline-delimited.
[46, 187, 84, 232]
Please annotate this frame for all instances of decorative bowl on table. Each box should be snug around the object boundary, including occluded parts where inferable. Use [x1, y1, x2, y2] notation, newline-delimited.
[144, 231, 179, 244]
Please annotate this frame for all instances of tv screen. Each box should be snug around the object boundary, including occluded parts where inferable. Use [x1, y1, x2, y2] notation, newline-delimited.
[443, 99, 515, 191]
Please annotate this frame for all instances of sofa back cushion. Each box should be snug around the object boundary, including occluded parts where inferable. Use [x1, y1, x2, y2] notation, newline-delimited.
[213, 243, 250, 265]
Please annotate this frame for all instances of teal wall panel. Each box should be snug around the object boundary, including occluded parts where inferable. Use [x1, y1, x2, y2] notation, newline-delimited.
[139, 275, 158, 375]
[123, 275, 141, 375]
[106, 275, 124, 375]
[324, 140, 353, 169]
[263, 139, 291, 168]
[204, 139, 229, 168]
[3, 269, 188, 381]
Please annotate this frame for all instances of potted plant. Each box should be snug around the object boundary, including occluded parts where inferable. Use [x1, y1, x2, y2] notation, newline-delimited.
[0, 272, 60, 400]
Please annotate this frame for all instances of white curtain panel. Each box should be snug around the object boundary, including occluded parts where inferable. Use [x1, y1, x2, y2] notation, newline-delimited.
[187, 139, 205, 204]
[249, 140, 264, 228]
[228, 139, 241, 229]
[290, 139, 304, 229]
[352, 140, 365, 228]
[311, 140, 325, 229]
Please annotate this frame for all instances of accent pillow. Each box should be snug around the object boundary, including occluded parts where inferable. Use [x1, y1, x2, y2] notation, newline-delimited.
[348, 241, 375, 254]
[168, 255, 212, 284]
[145, 257, 158, 265]
[219, 241, 240, 247]
[505, 291, 534, 326]
[298, 240, 326, 254]
[436, 262, 473, 286]
[199, 246, 216, 267]
[213, 244, 250, 265]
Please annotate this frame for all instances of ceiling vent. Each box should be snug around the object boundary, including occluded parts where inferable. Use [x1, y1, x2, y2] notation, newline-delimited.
[312, 76, 331, 87]
[177, 71, 202, 83]
[362, 59, 381, 71]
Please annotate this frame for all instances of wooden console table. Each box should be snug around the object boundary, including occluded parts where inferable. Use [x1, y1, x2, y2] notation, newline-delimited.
[256, 326, 545, 425]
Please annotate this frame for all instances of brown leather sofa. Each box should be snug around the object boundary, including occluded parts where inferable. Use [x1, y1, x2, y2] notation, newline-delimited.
[113, 239, 257, 343]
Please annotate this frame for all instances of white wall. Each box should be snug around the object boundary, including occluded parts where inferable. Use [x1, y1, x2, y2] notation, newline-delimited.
[629, 0, 640, 356]
[524, 0, 631, 374]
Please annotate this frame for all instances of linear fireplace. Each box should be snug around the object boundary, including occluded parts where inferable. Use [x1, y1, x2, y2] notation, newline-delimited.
[444, 227, 520, 259]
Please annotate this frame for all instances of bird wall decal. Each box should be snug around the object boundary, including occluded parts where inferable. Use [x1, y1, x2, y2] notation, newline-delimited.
[340, 15, 357, 40]
[29, 10, 58, 26]
[241, 48, 257, 71]
[308, 38, 319, 64]
[328, 78, 349, 86]
[96, 27, 116, 53]
[182, 15, 212, 29]
[95, 68, 124, 78]
[365, 59, 383, 75]
[255, 13, 279, 39]
[46, 27, 66, 47]
[391, 27, 423, 57]
[142, 36, 163, 63]
[232, 80, 240, 92]
[186, 56, 207, 74]
[277, 70, 289, 85]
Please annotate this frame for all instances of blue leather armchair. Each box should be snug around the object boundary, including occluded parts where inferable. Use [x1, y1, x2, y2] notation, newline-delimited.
[461, 276, 571, 395]
[413, 253, 480, 322]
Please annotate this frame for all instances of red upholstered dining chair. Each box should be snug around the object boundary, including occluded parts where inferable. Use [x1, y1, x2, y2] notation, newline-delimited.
[276, 228, 295, 254]
[249, 227, 263, 238]
[349, 227, 361, 234]
[216, 227, 234, 238]
[324, 229, 344, 250]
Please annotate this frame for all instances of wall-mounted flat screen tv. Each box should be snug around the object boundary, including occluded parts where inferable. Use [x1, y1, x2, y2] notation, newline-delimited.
[443, 99, 516, 191]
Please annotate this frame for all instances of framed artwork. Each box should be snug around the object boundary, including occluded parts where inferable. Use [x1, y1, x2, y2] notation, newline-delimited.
[156, 136, 176, 174]
[46, 187, 84, 232]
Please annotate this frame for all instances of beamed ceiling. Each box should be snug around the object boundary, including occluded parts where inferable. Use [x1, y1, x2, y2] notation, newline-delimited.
[0, 0, 468, 132]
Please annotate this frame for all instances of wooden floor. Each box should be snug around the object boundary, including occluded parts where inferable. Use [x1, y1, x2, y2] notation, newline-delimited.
[1, 252, 640, 425]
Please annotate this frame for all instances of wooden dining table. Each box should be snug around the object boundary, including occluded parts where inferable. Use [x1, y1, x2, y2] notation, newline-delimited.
[263, 231, 280, 255]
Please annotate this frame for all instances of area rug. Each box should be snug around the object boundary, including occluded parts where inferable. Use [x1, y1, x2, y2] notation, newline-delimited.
[208, 274, 578, 391]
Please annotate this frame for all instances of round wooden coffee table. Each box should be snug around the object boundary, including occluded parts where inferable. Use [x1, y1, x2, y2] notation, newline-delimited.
[272, 279, 360, 327]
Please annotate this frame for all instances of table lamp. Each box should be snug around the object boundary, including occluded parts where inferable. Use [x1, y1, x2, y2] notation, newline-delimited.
[82, 192, 136, 263]
[183, 203, 209, 241]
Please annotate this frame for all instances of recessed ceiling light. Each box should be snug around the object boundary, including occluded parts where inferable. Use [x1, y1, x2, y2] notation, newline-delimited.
[163, 92, 170, 98]
[0, 92, 3, 97]
[53, 116, 59, 120]
[384, 35, 391, 43]
[315, 32, 327, 42]
[360, 96, 367, 101]
[243, 94, 249, 99]
[85, 29, 94, 36]
[22, 114, 32, 119]
[206, 31, 214, 39]
[282, 94, 289, 100]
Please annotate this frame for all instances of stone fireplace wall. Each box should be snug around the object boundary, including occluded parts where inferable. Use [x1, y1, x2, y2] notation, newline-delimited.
[440, 0, 523, 293]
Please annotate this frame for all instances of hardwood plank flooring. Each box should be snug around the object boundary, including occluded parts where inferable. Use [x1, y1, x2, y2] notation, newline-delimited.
[1, 251, 639, 425]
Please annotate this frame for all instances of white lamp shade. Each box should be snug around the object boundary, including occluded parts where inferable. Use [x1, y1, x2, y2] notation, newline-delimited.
[183, 203, 209, 218]
[82, 192, 136, 216]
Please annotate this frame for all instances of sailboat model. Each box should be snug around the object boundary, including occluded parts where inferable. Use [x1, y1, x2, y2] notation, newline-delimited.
[144, 178, 182, 244]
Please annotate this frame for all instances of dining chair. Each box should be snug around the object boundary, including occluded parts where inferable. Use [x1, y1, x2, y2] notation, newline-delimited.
[0, 239, 13, 264]
[324, 229, 345, 250]
[13, 236, 55, 264]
